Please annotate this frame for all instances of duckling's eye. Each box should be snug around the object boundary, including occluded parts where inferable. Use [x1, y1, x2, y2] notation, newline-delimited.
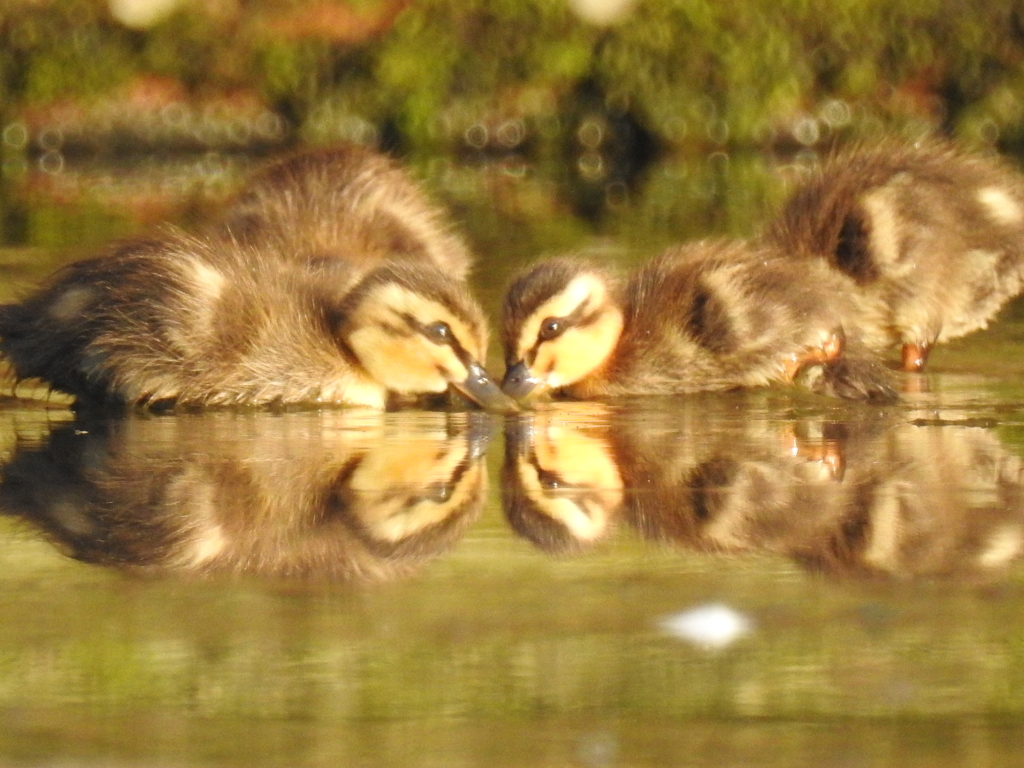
[424, 321, 453, 344]
[424, 482, 453, 503]
[538, 317, 564, 342]
[536, 467, 565, 491]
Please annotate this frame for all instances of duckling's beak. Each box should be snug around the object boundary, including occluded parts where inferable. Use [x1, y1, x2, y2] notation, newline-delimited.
[454, 360, 520, 413]
[502, 360, 543, 401]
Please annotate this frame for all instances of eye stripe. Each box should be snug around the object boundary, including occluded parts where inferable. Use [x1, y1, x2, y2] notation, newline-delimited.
[529, 303, 603, 359]
[400, 312, 470, 355]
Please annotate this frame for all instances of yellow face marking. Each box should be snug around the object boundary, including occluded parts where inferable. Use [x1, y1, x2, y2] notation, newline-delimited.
[529, 308, 623, 389]
[348, 326, 466, 394]
[977, 186, 1024, 226]
[516, 273, 609, 360]
[514, 273, 622, 390]
[345, 282, 480, 394]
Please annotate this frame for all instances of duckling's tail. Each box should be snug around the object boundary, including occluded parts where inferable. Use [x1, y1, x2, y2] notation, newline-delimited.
[0, 302, 25, 348]
[0, 301, 64, 384]
[800, 354, 900, 404]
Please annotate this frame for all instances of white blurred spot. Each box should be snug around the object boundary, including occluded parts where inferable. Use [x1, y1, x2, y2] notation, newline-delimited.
[567, 0, 637, 25]
[576, 731, 618, 768]
[48, 286, 96, 321]
[977, 186, 1024, 226]
[108, 0, 183, 28]
[188, 258, 226, 305]
[188, 524, 228, 566]
[819, 99, 852, 128]
[978, 524, 1023, 568]
[792, 115, 820, 146]
[658, 603, 753, 650]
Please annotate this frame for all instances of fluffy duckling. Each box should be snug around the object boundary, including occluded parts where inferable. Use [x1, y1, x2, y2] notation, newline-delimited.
[0, 146, 513, 411]
[220, 145, 473, 281]
[501, 239, 896, 403]
[764, 139, 1024, 371]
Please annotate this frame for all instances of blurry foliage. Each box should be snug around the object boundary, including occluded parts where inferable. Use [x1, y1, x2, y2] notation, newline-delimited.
[1, 0, 1024, 152]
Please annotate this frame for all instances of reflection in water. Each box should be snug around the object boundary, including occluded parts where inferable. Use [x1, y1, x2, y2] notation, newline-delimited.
[503, 400, 1024, 579]
[5, 399, 1024, 583]
[0, 410, 490, 581]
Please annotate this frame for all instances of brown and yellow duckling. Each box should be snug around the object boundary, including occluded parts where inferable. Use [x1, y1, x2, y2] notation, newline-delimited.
[219, 145, 474, 280]
[0, 145, 513, 411]
[501, 238, 896, 404]
[764, 139, 1024, 371]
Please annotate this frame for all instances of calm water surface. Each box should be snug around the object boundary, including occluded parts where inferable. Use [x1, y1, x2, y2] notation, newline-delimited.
[2, 152, 1024, 767]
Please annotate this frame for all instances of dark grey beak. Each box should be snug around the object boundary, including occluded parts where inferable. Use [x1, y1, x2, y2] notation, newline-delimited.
[501, 360, 542, 401]
[454, 360, 520, 413]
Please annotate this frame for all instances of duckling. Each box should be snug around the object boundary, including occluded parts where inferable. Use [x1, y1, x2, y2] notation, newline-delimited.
[0, 146, 513, 410]
[219, 145, 473, 280]
[501, 238, 897, 404]
[764, 139, 1024, 371]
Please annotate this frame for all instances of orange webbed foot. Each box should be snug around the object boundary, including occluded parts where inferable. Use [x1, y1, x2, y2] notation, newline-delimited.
[783, 327, 847, 381]
[901, 342, 931, 372]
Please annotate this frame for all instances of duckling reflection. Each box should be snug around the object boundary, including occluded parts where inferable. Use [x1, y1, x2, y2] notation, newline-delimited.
[503, 402, 1024, 579]
[502, 403, 624, 553]
[0, 144, 512, 411]
[0, 411, 489, 580]
[765, 139, 1024, 371]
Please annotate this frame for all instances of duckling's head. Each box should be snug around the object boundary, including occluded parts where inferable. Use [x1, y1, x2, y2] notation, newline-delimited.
[334, 264, 514, 411]
[501, 258, 624, 402]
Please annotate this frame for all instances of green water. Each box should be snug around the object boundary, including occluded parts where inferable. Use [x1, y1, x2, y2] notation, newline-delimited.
[2, 152, 1024, 767]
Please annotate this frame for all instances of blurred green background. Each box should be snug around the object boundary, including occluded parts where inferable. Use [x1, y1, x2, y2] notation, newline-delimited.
[5, 6, 1024, 767]
[5, 0, 1024, 299]
[2, 0, 1024, 159]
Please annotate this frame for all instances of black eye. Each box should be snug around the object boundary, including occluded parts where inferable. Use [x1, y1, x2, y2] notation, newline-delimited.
[536, 467, 565, 491]
[424, 321, 452, 344]
[538, 317, 563, 342]
[424, 482, 453, 503]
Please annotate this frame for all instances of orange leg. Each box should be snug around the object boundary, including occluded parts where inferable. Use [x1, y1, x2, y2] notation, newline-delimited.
[783, 328, 847, 381]
[901, 341, 931, 372]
